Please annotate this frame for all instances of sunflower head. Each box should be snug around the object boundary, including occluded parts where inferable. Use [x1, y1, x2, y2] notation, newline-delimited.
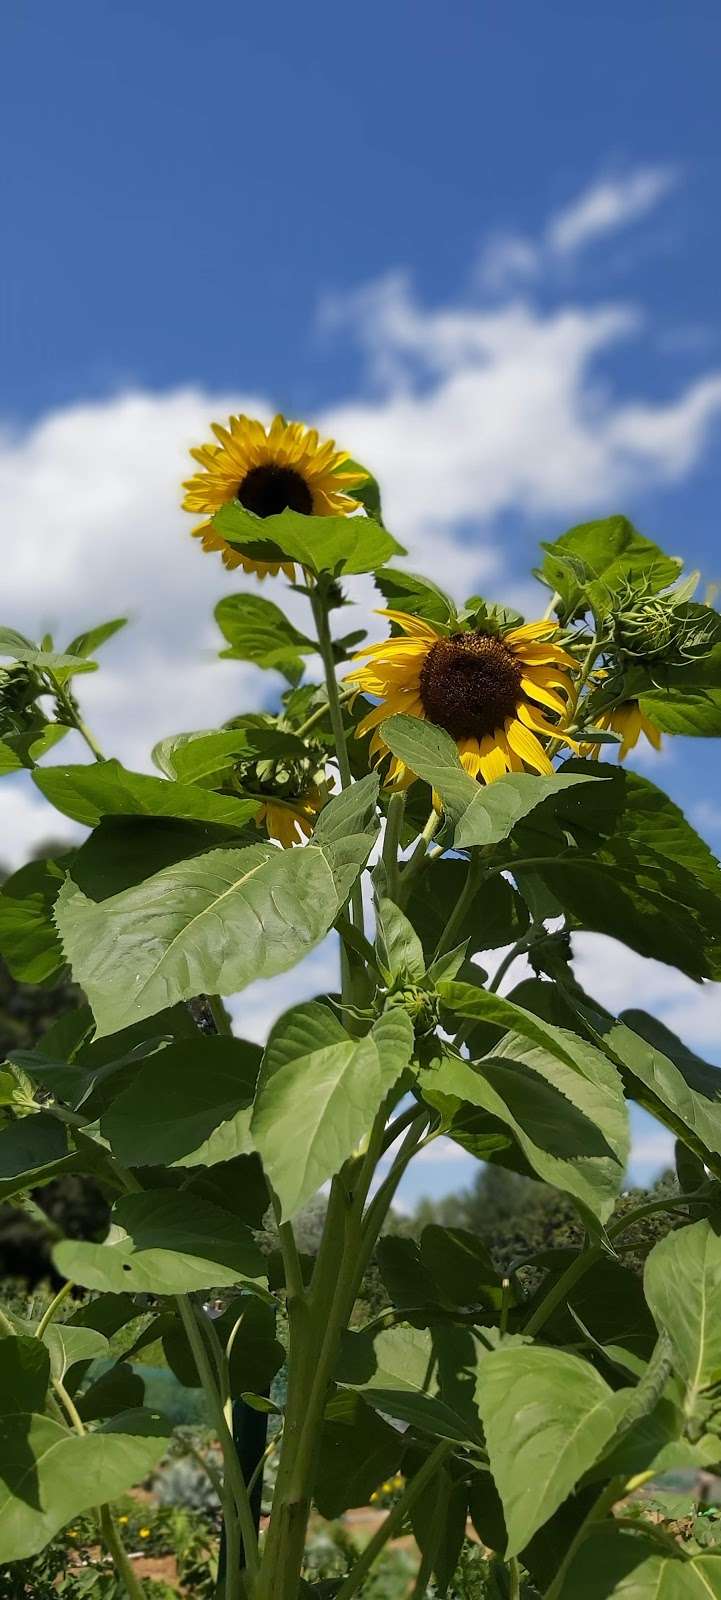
[346, 611, 578, 787]
[182, 413, 368, 580]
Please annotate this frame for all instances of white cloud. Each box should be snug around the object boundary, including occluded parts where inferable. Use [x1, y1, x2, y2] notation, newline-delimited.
[0, 777, 83, 871]
[476, 164, 677, 290]
[547, 166, 677, 257]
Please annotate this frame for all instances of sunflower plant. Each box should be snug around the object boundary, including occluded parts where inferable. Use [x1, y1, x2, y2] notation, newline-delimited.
[3, 418, 721, 1600]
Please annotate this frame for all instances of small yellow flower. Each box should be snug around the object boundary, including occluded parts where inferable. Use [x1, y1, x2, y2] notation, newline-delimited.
[183, 413, 367, 579]
[117, 1515, 129, 1525]
[67, 1528, 78, 1538]
[139, 1527, 151, 1539]
[581, 700, 662, 761]
[347, 612, 578, 788]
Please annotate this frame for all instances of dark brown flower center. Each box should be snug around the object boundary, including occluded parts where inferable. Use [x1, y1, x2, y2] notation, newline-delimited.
[237, 464, 314, 518]
[419, 632, 522, 739]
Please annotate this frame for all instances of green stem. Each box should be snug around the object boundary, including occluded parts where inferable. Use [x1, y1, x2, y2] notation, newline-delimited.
[398, 810, 442, 905]
[296, 685, 355, 740]
[35, 1278, 74, 1339]
[333, 1441, 454, 1600]
[508, 1556, 521, 1600]
[309, 584, 365, 954]
[175, 1297, 258, 1591]
[271, 1190, 306, 1307]
[543, 1477, 625, 1600]
[487, 930, 537, 994]
[523, 1245, 603, 1339]
[431, 852, 482, 962]
[207, 993, 233, 1035]
[99, 1506, 148, 1600]
[382, 792, 405, 901]
[50, 677, 105, 762]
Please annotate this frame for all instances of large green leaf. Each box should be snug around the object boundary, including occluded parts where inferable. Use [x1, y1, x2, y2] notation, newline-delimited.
[34, 759, 259, 829]
[421, 1036, 627, 1222]
[0, 1408, 170, 1562]
[0, 1114, 69, 1185]
[314, 1391, 403, 1519]
[520, 764, 721, 979]
[0, 857, 69, 983]
[213, 501, 405, 575]
[101, 1035, 261, 1167]
[0, 1336, 50, 1415]
[337, 1324, 483, 1444]
[55, 840, 348, 1035]
[381, 715, 599, 844]
[251, 1003, 413, 1219]
[476, 1345, 625, 1556]
[11, 1321, 109, 1383]
[555, 1527, 721, 1598]
[583, 1010, 721, 1171]
[645, 1220, 721, 1408]
[53, 1191, 266, 1295]
[215, 593, 316, 683]
[539, 516, 682, 619]
[0, 627, 99, 681]
[69, 816, 251, 901]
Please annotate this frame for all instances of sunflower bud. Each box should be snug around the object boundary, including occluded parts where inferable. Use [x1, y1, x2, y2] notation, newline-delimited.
[609, 576, 715, 668]
[386, 983, 439, 1036]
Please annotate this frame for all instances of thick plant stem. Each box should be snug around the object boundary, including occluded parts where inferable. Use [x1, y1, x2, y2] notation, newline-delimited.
[175, 1297, 258, 1595]
[398, 810, 442, 905]
[50, 677, 105, 762]
[523, 1246, 603, 1338]
[333, 1440, 454, 1600]
[382, 791, 405, 901]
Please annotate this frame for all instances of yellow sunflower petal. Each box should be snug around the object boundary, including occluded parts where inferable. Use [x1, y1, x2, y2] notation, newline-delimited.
[478, 735, 509, 783]
[506, 718, 554, 775]
[519, 675, 568, 716]
[374, 609, 441, 640]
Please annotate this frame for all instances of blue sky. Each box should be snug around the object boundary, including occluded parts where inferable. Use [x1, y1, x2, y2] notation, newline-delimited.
[3, 0, 721, 1207]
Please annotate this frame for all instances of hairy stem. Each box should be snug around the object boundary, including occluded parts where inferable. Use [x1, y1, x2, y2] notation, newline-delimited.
[35, 1278, 75, 1339]
[99, 1507, 149, 1600]
[381, 791, 405, 901]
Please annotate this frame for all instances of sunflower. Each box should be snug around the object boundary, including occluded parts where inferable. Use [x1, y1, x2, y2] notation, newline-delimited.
[346, 612, 578, 787]
[580, 700, 663, 761]
[256, 782, 327, 848]
[183, 413, 367, 579]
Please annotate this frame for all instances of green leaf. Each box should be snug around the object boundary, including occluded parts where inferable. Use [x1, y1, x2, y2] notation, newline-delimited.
[314, 1391, 403, 1519]
[214, 501, 405, 576]
[24, 1322, 109, 1383]
[375, 1235, 439, 1322]
[0, 1114, 69, 1186]
[0, 627, 98, 680]
[337, 1324, 483, 1444]
[475, 1345, 625, 1555]
[641, 686, 721, 737]
[419, 1227, 504, 1310]
[554, 1527, 721, 1598]
[410, 1463, 468, 1598]
[524, 764, 721, 980]
[55, 839, 348, 1036]
[421, 1032, 627, 1222]
[645, 1220, 721, 1403]
[76, 1362, 146, 1422]
[152, 726, 307, 786]
[34, 758, 259, 830]
[375, 897, 426, 982]
[70, 816, 252, 901]
[0, 857, 69, 983]
[407, 859, 529, 959]
[66, 618, 127, 658]
[0, 724, 70, 776]
[251, 1003, 414, 1219]
[101, 1035, 261, 1167]
[586, 1010, 721, 1169]
[163, 1296, 283, 1397]
[215, 593, 316, 683]
[373, 569, 455, 626]
[0, 1408, 170, 1562]
[0, 1335, 50, 1415]
[53, 1190, 266, 1295]
[540, 516, 682, 619]
[381, 715, 600, 844]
